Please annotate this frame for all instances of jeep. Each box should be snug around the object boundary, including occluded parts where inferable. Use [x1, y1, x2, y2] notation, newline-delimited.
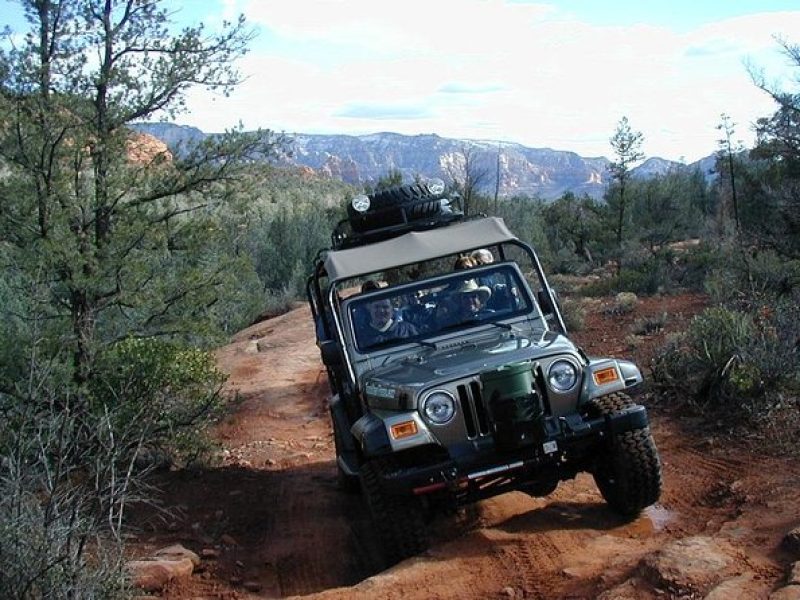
[307, 181, 662, 565]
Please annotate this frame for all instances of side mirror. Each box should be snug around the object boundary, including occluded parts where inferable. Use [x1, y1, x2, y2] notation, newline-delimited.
[319, 339, 342, 367]
[537, 288, 560, 315]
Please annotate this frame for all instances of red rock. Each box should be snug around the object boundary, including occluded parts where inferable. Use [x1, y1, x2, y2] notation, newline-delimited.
[153, 543, 200, 567]
[127, 558, 194, 592]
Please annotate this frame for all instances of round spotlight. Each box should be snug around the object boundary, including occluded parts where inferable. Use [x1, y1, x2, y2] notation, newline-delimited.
[427, 178, 445, 195]
[351, 194, 370, 213]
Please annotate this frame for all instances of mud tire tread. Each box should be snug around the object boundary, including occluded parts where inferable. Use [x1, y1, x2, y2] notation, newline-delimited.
[360, 458, 429, 565]
[588, 392, 662, 517]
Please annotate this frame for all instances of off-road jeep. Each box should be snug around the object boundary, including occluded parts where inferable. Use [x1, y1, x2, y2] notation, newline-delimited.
[307, 182, 662, 565]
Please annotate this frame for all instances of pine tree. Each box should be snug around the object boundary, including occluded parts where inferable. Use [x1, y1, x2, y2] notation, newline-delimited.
[0, 0, 285, 390]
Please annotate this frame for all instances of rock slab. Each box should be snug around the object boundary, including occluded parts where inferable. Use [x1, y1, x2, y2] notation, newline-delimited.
[639, 536, 733, 596]
[128, 544, 198, 591]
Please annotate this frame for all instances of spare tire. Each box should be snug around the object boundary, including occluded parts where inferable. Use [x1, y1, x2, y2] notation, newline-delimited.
[347, 183, 442, 233]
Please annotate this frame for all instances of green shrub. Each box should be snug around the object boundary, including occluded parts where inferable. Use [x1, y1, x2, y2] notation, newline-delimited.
[652, 302, 799, 412]
[0, 479, 131, 599]
[582, 262, 669, 296]
[614, 292, 638, 314]
[560, 297, 586, 332]
[91, 337, 227, 465]
[746, 253, 800, 297]
[651, 306, 757, 405]
[632, 312, 668, 335]
[678, 245, 722, 291]
[703, 267, 741, 304]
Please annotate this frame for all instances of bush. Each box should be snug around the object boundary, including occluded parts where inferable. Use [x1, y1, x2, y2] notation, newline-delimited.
[0, 387, 135, 599]
[613, 292, 638, 314]
[582, 262, 669, 296]
[91, 337, 227, 466]
[0, 334, 230, 598]
[703, 267, 741, 305]
[631, 312, 668, 335]
[652, 303, 799, 411]
[0, 472, 131, 599]
[560, 297, 586, 332]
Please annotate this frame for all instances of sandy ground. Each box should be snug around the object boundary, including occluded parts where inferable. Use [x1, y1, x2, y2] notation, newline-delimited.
[127, 293, 800, 599]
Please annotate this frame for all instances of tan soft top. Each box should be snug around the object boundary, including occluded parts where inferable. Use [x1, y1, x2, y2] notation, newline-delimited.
[323, 217, 518, 282]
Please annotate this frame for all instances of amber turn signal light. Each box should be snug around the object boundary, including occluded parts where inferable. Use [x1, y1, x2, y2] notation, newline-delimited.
[390, 420, 418, 439]
[593, 366, 620, 386]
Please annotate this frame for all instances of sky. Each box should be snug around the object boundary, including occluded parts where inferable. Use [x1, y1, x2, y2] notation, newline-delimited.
[2, 0, 800, 162]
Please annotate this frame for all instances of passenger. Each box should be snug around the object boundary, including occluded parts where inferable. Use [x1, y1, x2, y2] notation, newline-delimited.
[453, 255, 477, 271]
[434, 296, 458, 329]
[471, 248, 494, 266]
[361, 280, 385, 293]
[360, 297, 418, 348]
[471, 248, 505, 299]
[399, 290, 431, 331]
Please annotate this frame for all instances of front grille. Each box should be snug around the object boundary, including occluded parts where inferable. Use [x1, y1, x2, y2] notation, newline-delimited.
[457, 381, 491, 439]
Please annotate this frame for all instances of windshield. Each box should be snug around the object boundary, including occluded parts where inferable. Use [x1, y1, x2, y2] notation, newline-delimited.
[348, 264, 536, 352]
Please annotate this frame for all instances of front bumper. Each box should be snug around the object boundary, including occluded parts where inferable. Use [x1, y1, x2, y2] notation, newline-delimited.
[379, 403, 650, 496]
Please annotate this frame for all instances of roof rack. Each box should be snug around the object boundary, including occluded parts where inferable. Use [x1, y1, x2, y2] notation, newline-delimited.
[331, 194, 464, 250]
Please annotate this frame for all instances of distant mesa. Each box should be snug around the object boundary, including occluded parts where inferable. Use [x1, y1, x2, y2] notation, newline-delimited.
[132, 123, 714, 200]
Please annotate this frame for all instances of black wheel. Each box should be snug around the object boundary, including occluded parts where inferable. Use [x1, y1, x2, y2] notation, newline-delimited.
[587, 392, 662, 517]
[347, 183, 442, 232]
[360, 458, 429, 565]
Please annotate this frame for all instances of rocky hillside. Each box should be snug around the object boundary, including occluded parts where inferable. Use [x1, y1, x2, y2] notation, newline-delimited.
[134, 123, 713, 199]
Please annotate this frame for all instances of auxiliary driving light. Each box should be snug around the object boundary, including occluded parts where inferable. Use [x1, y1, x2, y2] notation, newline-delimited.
[351, 194, 370, 213]
[427, 178, 445, 195]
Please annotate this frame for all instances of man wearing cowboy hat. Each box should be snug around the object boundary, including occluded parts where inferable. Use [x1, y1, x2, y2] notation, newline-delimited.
[455, 278, 494, 320]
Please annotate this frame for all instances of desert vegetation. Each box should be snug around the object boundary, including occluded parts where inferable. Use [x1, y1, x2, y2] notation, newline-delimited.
[0, 0, 799, 596]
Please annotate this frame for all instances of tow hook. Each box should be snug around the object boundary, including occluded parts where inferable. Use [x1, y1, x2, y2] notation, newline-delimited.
[441, 467, 459, 492]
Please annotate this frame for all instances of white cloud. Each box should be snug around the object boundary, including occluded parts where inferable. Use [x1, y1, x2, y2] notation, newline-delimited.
[176, 2, 800, 162]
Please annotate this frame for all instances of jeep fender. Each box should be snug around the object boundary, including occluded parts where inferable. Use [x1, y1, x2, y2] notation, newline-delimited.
[352, 410, 437, 458]
[579, 359, 643, 404]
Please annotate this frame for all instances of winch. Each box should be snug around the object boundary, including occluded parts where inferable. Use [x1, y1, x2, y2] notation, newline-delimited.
[481, 362, 543, 452]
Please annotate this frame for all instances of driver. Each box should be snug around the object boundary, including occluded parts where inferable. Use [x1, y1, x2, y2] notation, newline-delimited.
[361, 297, 418, 347]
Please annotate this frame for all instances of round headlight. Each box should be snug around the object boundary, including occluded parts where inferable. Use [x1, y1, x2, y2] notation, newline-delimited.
[351, 194, 370, 213]
[548, 360, 578, 392]
[422, 391, 455, 425]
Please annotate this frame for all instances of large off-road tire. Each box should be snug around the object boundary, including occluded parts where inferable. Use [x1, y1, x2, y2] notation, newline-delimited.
[347, 183, 441, 232]
[587, 392, 662, 517]
[360, 458, 429, 565]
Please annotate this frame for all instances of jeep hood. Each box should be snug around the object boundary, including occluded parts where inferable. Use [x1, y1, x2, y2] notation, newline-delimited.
[363, 330, 580, 389]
